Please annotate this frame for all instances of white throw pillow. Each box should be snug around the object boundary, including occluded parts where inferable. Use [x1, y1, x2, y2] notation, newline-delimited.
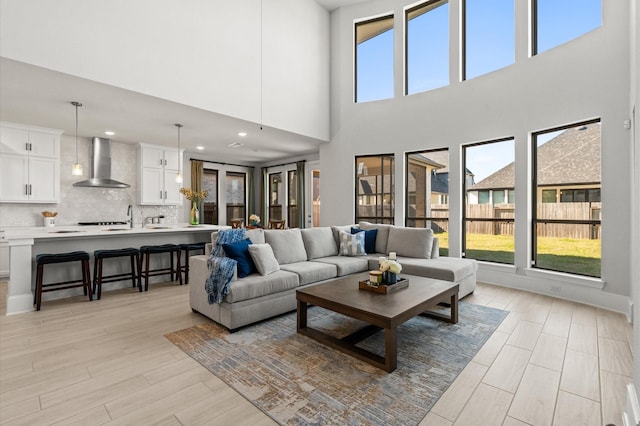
[338, 231, 366, 256]
[248, 243, 280, 276]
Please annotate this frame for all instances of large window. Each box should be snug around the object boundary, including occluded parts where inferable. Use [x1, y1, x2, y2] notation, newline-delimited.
[355, 15, 394, 102]
[287, 170, 300, 229]
[533, 120, 601, 277]
[533, 0, 601, 55]
[463, 0, 514, 80]
[355, 155, 394, 224]
[226, 172, 246, 227]
[405, 0, 449, 95]
[464, 138, 515, 264]
[406, 149, 449, 256]
[202, 168, 218, 225]
[269, 172, 284, 222]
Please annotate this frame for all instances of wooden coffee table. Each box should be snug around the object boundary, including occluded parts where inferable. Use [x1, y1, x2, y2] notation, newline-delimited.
[296, 272, 459, 372]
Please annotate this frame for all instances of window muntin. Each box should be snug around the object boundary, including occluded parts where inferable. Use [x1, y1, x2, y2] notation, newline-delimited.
[203, 168, 218, 225]
[355, 154, 395, 224]
[463, 138, 515, 264]
[225, 172, 246, 226]
[463, 0, 514, 80]
[533, 0, 601, 55]
[355, 15, 394, 102]
[533, 120, 601, 277]
[406, 0, 449, 95]
[406, 149, 449, 256]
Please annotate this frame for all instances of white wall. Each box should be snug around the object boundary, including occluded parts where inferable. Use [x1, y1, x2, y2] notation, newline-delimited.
[322, 0, 633, 313]
[0, 0, 330, 141]
[630, 0, 640, 399]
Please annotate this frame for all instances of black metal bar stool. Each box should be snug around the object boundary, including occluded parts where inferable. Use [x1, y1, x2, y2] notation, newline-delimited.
[93, 248, 141, 299]
[34, 251, 92, 311]
[139, 244, 182, 291]
[178, 242, 207, 284]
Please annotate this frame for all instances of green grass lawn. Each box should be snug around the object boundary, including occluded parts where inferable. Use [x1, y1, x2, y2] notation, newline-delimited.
[433, 232, 601, 277]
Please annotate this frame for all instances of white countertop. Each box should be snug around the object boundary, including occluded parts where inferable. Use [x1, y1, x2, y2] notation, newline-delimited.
[1, 224, 229, 240]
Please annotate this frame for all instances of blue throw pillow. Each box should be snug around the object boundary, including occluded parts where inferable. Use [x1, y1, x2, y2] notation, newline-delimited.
[222, 239, 257, 278]
[351, 227, 378, 254]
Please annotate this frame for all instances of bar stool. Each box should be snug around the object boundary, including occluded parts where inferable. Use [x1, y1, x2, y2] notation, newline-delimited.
[178, 242, 207, 284]
[139, 244, 182, 291]
[93, 248, 141, 299]
[34, 251, 92, 311]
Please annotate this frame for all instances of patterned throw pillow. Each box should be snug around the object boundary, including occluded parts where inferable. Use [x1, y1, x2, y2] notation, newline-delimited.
[339, 231, 366, 256]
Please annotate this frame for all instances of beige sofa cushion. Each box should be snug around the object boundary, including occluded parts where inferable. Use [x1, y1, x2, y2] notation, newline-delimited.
[264, 229, 308, 265]
[225, 270, 299, 303]
[314, 256, 369, 276]
[279, 261, 337, 285]
[301, 227, 338, 259]
[387, 226, 434, 259]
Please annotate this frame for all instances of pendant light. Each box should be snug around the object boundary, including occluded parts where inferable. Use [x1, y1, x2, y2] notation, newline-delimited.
[71, 101, 83, 176]
[175, 123, 183, 183]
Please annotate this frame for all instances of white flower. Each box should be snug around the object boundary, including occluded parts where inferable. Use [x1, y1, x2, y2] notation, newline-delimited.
[380, 259, 402, 274]
[249, 214, 260, 223]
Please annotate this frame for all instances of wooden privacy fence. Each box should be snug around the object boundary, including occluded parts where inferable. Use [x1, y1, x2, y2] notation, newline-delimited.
[413, 203, 601, 240]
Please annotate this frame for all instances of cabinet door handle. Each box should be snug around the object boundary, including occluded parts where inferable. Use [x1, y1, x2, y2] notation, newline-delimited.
[164, 191, 167, 199]
[28, 184, 32, 195]
[25, 184, 29, 195]
[164, 159, 167, 166]
[160, 190, 163, 199]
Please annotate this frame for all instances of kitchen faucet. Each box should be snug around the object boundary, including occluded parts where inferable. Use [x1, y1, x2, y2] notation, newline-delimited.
[127, 204, 133, 228]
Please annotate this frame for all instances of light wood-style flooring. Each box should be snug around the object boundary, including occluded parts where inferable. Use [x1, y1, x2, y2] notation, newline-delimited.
[0, 280, 632, 425]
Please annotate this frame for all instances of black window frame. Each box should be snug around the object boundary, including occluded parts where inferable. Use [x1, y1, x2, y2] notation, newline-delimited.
[354, 14, 395, 103]
[355, 154, 395, 224]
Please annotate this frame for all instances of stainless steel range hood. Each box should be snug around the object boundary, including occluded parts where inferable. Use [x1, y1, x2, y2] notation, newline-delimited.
[73, 137, 130, 188]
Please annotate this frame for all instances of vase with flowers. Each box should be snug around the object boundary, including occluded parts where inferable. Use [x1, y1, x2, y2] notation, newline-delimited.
[179, 188, 208, 225]
[249, 214, 261, 226]
[379, 259, 402, 284]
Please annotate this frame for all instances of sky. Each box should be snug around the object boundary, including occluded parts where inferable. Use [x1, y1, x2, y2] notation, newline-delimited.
[356, 0, 602, 179]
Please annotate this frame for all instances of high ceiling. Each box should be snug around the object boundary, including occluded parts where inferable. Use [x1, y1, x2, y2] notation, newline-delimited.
[0, 1, 368, 164]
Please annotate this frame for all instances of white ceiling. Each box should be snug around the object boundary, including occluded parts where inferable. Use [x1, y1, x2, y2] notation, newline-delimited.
[0, 1, 367, 163]
[0, 58, 328, 164]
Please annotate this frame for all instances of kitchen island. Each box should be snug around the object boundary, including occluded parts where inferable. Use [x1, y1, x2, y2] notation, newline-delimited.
[1, 224, 227, 315]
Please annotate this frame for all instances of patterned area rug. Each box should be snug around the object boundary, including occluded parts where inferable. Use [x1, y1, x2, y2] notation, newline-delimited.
[166, 302, 508, 425]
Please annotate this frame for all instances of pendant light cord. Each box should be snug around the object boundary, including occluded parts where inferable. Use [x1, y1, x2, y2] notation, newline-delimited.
[260, 0, 263, 131]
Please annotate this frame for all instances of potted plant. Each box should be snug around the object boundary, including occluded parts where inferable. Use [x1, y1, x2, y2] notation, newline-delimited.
[179, 188, 208, 225]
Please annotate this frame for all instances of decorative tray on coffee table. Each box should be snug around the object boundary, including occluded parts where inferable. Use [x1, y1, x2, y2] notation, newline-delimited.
[358, 278, 409, 294]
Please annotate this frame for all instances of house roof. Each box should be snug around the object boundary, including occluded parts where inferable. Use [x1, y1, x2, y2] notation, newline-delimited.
[471, 123, 601, 190]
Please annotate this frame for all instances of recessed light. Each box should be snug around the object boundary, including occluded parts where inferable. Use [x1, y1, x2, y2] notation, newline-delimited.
[228, 142, 244, 148]
[196, 146, 204, 150]
[104, 131, 115, 136]
[238, 132, 247, 137]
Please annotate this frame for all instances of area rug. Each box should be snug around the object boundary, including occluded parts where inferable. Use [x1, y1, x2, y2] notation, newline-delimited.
[165, 302, 508, 425]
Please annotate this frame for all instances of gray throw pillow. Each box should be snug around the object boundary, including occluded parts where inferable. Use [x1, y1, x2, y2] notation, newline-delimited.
[301, 227, 338, 259]
[245, 228, 265, 244]
[264, 228, 307, 265]
[331, 224, 356, 248]
[248, 244, 280, 276]
[338, 231, 366, 256]
[386, 226, 434, 259]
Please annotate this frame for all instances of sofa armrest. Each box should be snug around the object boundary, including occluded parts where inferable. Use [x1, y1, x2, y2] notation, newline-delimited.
[205, 243, 213, 256]
[431, 237, 440, 259]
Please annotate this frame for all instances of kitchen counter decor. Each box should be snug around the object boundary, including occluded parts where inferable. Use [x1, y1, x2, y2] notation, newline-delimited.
[180, 188, 208, 225]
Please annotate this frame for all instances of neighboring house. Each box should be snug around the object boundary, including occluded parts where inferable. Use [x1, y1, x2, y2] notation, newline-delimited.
[468, 123, 601, 205]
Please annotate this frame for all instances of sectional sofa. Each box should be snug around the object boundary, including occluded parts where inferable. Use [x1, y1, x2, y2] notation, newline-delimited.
[189, 223, 477, 331]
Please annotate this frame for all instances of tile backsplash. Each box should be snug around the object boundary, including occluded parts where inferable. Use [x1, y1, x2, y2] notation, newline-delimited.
[0, 136, 185, 228]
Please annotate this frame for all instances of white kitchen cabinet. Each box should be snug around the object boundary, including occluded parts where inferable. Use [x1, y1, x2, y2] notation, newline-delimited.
[0, 122, 61, 203]
[137, 143, 183, 205]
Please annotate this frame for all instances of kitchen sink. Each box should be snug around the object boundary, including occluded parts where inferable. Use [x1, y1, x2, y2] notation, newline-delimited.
[48, 230, 84, 234]
[102, 228, 132, 232]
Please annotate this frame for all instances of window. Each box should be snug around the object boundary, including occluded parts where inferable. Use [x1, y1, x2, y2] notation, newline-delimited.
[203, 168, 218, 224]
[288, 170, 299, 228]
[355, 154, 394, 224]
[533, 0, 601, 55]
[269, 172, 284, 221]
[355, 15, 394, 102]
[464, 138, 515, 264]
[226, 172, 246, 226]
[533, 120, 601, 277]
[463, 0, 514, 80]
[406, 1, 449, 94]
[406, 149, 449, 255]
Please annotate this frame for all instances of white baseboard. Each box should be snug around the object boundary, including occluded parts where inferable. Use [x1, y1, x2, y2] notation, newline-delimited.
[624, 384, 640, 426]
